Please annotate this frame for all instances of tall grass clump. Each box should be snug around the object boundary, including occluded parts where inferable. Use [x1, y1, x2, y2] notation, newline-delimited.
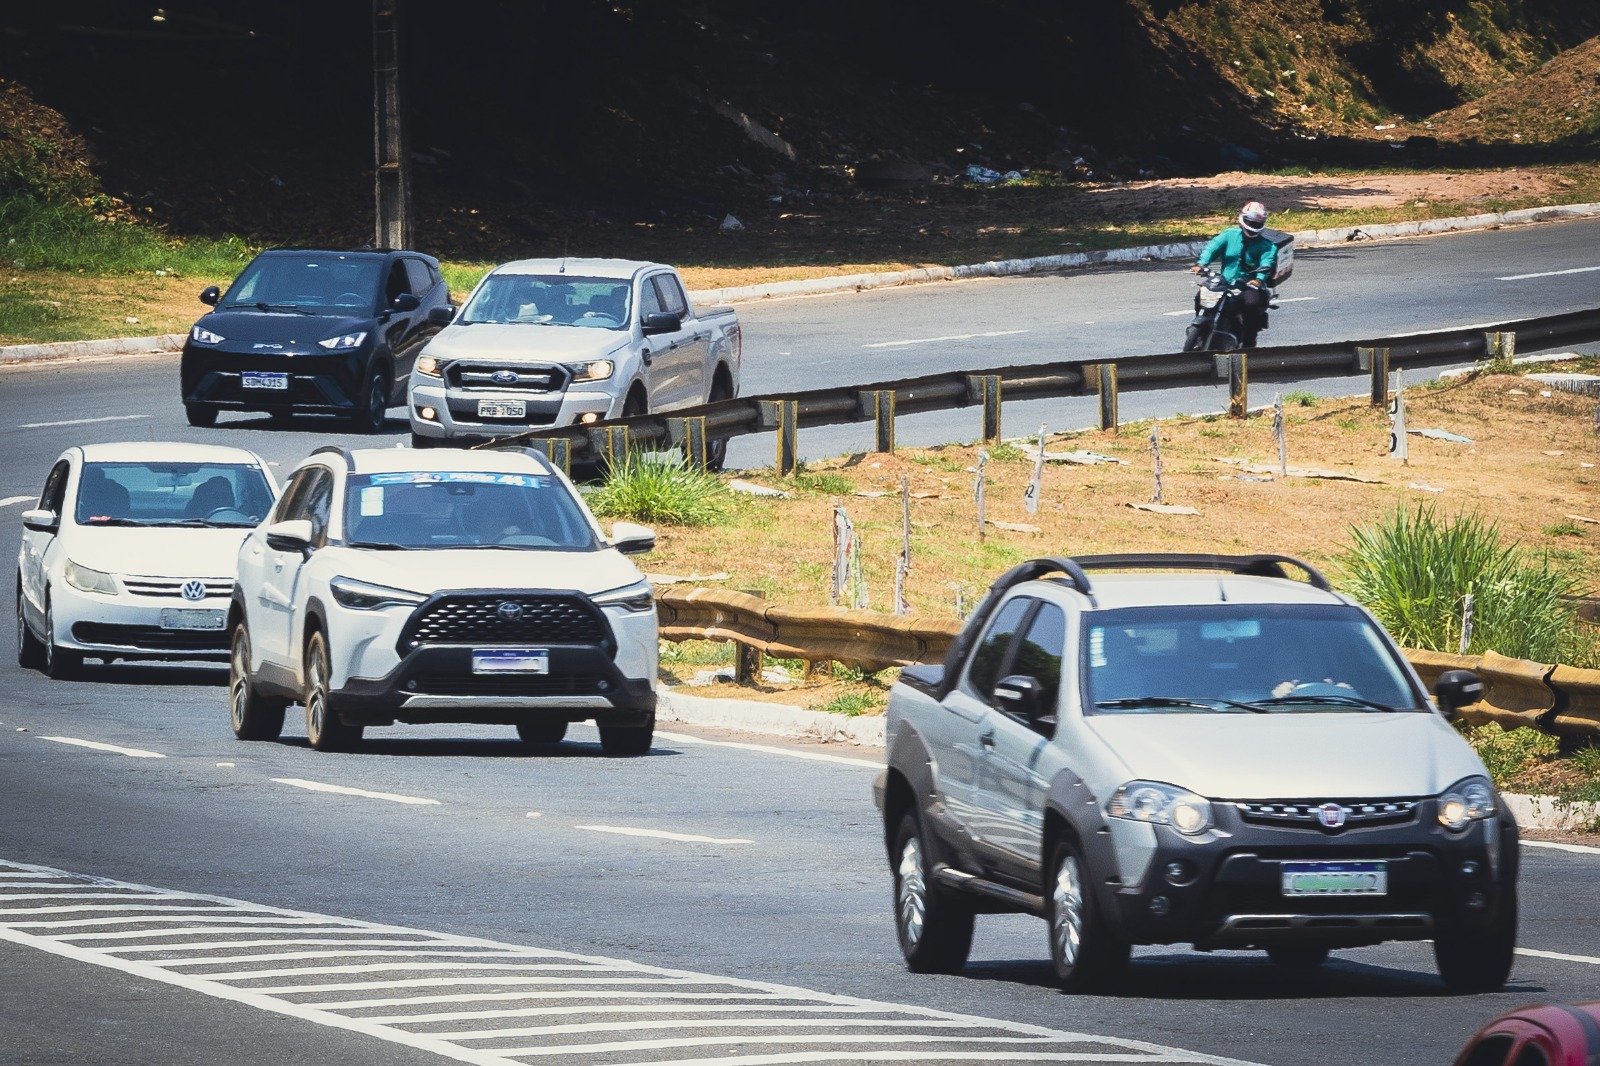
[1339, 505, 1583, 663]
[0, 196, 253, 277]
[586, 452, 729, 527]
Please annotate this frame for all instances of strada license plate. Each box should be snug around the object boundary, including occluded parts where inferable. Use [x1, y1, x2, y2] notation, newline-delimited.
[472, 649, 549, 675]
[1280, 861, 1387, 897]
[478, 399, 526, 419]
[159, 608, 226, 631]
[241, 371, 289, 390]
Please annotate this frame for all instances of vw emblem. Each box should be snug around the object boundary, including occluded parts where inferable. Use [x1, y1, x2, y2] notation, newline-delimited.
[1317, 803, 1348, 829]
[496, 601, 524, 621]
[491, 370, 518, 384]
[180, 580, 208, 602]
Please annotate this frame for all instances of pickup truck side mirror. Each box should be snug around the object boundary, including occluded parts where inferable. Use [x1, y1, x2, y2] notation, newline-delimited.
[994, 674, 1054, 732]
[264, 519, 314, 557]
[391, 292, 422, 313]
[641, 311, 683, 336]
[21, 508, 58, 534]
[427, 305, 456, 327]
[199, 285, 221, 306]
[1434, 669, 1485, 718]
[609, 521, 657, 556]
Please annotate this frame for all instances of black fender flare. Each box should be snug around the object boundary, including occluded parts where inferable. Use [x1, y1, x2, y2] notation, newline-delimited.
[883, 722, 944, 860]
[1043, 769, 1131, 936]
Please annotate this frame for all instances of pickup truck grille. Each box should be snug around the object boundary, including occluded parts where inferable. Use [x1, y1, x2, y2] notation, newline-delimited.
[1235, 799, 1420, 831]
[401, 594, 610, 650]
[446, 363, 568, 393]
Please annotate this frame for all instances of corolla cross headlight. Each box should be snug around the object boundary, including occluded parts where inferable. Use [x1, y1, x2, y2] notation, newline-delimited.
[592, 580, 654, 613]
[317, 331, 368, 350]
[1107, 781, 1213, 836]
[329, 576, 427, 611]
[415, 355, 443, 378]
[569, 359, 615, 383]
[1438, 776, 1496, 831]
[190, 326, 225, 345]
[64, 560, 120, 596]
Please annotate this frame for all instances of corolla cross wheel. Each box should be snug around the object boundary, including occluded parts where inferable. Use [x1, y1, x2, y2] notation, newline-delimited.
[597, 713, 653, 756]
[350, 369, 390, 434]
[891, 811, 974, 974]
[303, 631, 363, 752]
[1434, 885, 1517, 993]
[229, 624, 286, 741]
[1266, 943, 1330, 970]
[16, 584, 44, 670]
[1047, 838, 1129, 991]
[42, 595, 83, 680]
[516, 719, 568, 748]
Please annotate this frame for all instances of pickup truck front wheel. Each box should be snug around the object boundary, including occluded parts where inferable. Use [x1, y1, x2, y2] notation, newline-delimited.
[1047, 838, 1129, 991]
[892, 812, 974, 974]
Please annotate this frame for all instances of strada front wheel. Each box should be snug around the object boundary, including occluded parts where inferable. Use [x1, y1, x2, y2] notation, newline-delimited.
[1047, 838, 1128, 991]
[1434, 886, 1517, 993]
[516, 719, 568, 748]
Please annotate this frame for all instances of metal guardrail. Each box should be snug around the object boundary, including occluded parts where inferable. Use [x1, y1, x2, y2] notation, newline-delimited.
[483, 306, 1600, 472]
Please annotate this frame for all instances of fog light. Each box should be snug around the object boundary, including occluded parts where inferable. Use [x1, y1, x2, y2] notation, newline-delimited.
[418, 406, 438, 422]
[579, 412, 600, 425]
[1461, 861, 1480, 878]
[1165, 861, 1195, 886]
[405, 681, 416, 691]
[597, 680, 610, 691]
[1149, 895, 1171, 918]
[1466, 891, 1488, 911]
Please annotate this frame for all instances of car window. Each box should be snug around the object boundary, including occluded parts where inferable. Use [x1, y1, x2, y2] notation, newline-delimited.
[964, 597, 1033, 700]
[385, 261, 410, 305]
[343, 470, 599, 551]
[222, 254, 381, 315]
[40, 460, 71, 513]
[403, 258, 432, 296]
[270, 470, 311, 524]
[74, 461, 274, 528]
[652, 274, 688, 316]
[638, 277, 664, 318]
[302, 469, 335, 546]
[1010, 602, 1067, 720]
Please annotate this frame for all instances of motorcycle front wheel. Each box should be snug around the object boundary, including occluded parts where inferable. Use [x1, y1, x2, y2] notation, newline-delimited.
[1182, 324, 1209, 352]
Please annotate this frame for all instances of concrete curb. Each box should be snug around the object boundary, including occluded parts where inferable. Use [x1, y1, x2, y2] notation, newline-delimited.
[658, 688, 885, 748]
[1503, 793, 1600, 834]
[0, 333, 183, 367]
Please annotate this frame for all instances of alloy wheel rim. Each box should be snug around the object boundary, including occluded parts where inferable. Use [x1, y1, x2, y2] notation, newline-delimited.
[230, 636, 249, 729]
[15, 595, 23, 660]
[1052, 854, 1085, 967]
[897, 837, 927, 948]
[43, 602, 54, 671]
[307, 650, 326, 738]
[369, 378, 385, 425]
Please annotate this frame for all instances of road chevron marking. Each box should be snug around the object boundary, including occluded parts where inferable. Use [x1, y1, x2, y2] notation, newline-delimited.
[0, 859, 1260, 1066]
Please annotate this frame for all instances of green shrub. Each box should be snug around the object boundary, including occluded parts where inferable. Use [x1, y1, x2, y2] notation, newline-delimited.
[792, 469, 856, 495]
[811, 691, 884, 716]
[1282, 390, 1319, 407]
[0, 195, 251, 277]
[1461, 722, 1558, 786]
[587, 452, 729, 527]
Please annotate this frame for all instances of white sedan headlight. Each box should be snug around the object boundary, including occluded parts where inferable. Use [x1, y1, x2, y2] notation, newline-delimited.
[190, 326, 225, 345]
[317, 331, 369, 350]
[1107, 780, 1213, 836]
[569, 359, 615, 383]
[592, 580, 654, 613]
[64, 560, 121, 596]
[329, 576, 427, 611]
[1438, 776, 1496, 831]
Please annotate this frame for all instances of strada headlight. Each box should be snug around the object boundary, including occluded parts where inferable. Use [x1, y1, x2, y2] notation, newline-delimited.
[415, 355, 443, 378]
[317, 331, 368, 351]
[1107, 781, 1213, 837]
[592, 580, 654, 613]
[1438, 776, 1496, 832]
[64, 560, 120, 596]
[329, 576, 427, 611]
[569, 359, 615, 383]
[190, 326, 225, 345]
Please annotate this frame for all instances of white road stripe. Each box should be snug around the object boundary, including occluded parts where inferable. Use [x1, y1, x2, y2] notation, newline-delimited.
[1498, 265, 1600, 281]
[490, 1035, 1087, 1057]
[164, 948, 559, 966]
[113, 938, 445, 955]
[271, 778, 440, 806]
[577, 825, 754, 845]
[59, 923, 376, 940]
[602, 1056, 1201, 1064]
[39, 735, 166, 759]
[655, 730, 879, 769]
[324, 989, 791, 1011]
[1518, 947, 1600, 966]
[0, 496, 32, 508]
[387, 1002, 890, 1025]
[863, 329, 1028, 349]
[254, 975, 703, 995]
[205, 961, 609, 982]
[439, 1017, 986, 1040]
[17, 414, 149, 430]
[1523, 839, 1600, 856]
[37, 915, 341, 932]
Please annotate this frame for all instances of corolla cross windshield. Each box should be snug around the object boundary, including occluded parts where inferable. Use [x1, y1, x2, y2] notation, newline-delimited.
[76, 462, 274, 528]
[460, 275, 630, 329]
[344, 471, 600, 551]
[1084, 604, 1421, 714]
[221, 254, 383, 314]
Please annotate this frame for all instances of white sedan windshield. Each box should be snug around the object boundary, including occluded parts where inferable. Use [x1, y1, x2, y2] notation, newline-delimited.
[76, 462, 274, 528]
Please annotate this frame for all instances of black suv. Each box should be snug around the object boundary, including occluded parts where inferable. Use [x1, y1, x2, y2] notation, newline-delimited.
[180, 249, 453, 432]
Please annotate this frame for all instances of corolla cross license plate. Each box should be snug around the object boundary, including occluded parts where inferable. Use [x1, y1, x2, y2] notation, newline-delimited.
[472, 649, 549, 675]
[478, 399, 526, 419]
[241, 371, 289, 390]
[1280, 860, 1387, 897]
[159, 608, 226, 631]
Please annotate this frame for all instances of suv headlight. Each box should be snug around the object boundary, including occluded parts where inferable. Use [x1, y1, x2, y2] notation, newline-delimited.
[1438, 776, 1496, 831]
[317, 331, 368, 350]
[1107, 781, 1213, 836]
[593, 580, 654, 613]
[415, 355, 443, 378]
[330, 576, 427, 611]
[190, 326, 225, 345]
[569, 359, 615, 383]
[64, 560, 121, 596]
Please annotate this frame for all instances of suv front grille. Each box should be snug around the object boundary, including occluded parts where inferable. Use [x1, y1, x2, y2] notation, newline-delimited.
[1235, 799, 1420, 831]
[402, 595, 609, 650]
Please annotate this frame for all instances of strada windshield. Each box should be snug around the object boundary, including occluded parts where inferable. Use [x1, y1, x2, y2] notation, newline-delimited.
[220, 255, 383, 314]
[1083, 604, 1421, 714]
[343, 471, 599, 551]
[75, 462, 274, 528]
[460, 275, 631, 329]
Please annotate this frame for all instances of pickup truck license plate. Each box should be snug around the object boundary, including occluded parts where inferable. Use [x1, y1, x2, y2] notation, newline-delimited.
[472, 649, 549, 675]
[1280, 861, 1387, 897]
[159, 608, 226, 631]
[241, 371, 289, 390]
[478, 399, 526, 419]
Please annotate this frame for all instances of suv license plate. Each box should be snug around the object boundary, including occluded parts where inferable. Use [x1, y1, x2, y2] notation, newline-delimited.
[241, 371, 289, 390]
[472, 649, 549, 675]
[159, 608, 226, 631]
[1281, 861, 1387, 897]
[478, 399, 526, 419]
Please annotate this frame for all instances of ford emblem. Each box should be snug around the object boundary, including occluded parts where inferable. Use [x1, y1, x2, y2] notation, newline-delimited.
[492, 370, 518, 384]
[181, 580, 208, 602]
[496, 601, 524, 621]
[1317, 803, 1348, 829]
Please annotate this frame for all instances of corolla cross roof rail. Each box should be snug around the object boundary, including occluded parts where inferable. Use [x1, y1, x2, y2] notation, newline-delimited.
[1069, 552, 1332, 591]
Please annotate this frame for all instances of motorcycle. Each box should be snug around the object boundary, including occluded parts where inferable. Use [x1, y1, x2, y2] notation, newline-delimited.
[1183, 269, 1265, 353]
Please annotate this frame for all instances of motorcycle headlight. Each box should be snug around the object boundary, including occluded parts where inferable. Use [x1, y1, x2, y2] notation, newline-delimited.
[190, 326, 225, 345]
[569, 359, 615, 383]
[329, 576, 427, 611]
[1438, 776, 1496, 831]
[317, 331, 369, 351]
[1107, 781, 1213, 836]
[593, 580, 654, 613]
[415, 355, 443, 378]
[1196, 287, 1223, 309]
[64, 560, 121, 596]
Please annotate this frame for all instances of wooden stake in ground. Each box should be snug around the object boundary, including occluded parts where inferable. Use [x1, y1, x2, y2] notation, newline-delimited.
[1272, 394, 1287, 477]
[1024, 423, 1046, 515]
[1388, 371, 1409, 463]
[850, 533, 868, 610]
[894, 475, 911, 616]
[1460, 593, 1475, 656]
[974, 448, 989, 541]
[831, 504, 854, 606]
[1150, 420, 1164, 504]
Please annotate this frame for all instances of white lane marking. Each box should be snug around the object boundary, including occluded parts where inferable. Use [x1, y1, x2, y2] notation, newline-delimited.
[441, 1017, 988, 1041]
[39, 736, 165, 759]
[328, 989, 792, 1011]
[392, 1002, 893, 1025]
[863, 329, 1028, 349]
[1523, 839, 1600, 856]
[0, 496, 32, 508]
[200, 961, 614, 982]
[1161, 310, 1196, 317]
[1518, 947, 1600, 966]
[216, 762, 236, 768]
[113, 938, 444, 956]
[656, 730, 880, 770]
[487, 1036, 1111, 1058]
[577, 825, 754, 846]
[17, 414, 148, 430]
[525, 811, 542, 819]
[271, 778, 440, 806]
[1498, 265, 1600, 281]
[254, 975, 705, 995]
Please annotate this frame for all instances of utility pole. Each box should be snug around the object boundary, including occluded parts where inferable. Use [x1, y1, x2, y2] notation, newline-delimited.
[372, 0, 411, 248]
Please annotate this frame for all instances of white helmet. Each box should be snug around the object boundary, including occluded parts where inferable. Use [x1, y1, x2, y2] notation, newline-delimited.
[1239, 201, 1269, 235]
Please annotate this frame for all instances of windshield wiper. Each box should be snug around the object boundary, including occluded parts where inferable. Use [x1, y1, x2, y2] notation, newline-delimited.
[1246, 694, 1405, 713]
[349, 541, 412, 550]
[1095, 696, 1265, 714]
[247, 301, 317, 315]
[147, 519, 258, 528]
[81, 517, 150, 527]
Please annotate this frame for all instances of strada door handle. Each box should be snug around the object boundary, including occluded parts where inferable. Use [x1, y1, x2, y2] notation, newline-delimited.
[979, 731, 996, 749]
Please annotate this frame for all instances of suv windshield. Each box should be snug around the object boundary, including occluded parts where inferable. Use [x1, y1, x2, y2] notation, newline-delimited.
[76, 462, 274, 528]
[460, 275, 630, 329]
[221, 254, 383, 315]
[343, 471, 599, 551]
[1084, 604, 1420, 714]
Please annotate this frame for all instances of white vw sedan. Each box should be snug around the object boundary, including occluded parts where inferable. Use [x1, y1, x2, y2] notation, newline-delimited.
[16, 442, 278, 678]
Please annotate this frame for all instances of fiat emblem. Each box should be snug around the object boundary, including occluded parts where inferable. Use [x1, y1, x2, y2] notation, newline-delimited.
[180, 580, 208, 602]
[1317, 803, 1348, 829]
[492, 370, 518, 384]
[496, 601, 524, 621]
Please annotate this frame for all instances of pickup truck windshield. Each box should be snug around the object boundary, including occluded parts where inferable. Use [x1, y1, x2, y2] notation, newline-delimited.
[460, 275, 632, 329]
[76, 462, 274, 528]
[1084, 604, 1420, 714]
[220, 255, 384, 315]
[343, 471, 600, 551]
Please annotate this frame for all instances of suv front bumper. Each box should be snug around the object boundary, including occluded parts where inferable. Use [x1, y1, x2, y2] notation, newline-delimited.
[182, 345, 370, 414]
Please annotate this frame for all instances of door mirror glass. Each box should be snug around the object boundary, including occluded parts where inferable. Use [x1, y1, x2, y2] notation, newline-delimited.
[993, 673, 1048, 726]
[427, 305, 456, 327]
[1434, 669, 1485, 717]
[609, 521, 656, 555]
[264, 518, 314, 556]
[199, 285, 221, 306]
[21, 508, 58, 534]
[640, 311, 682, 336]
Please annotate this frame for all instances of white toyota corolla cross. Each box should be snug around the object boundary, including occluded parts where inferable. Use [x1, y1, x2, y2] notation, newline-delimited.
[16, 442, 279, 678]
[228, 445, 658, 754]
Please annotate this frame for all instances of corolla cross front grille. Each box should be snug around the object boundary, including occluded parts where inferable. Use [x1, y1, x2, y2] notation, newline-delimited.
[401, 594, 609, 650]
[1235, 799, 1420, 831]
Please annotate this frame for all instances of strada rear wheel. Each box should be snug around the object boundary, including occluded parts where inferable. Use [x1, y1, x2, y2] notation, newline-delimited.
[16, 585, 44, 670]
[303, 632, 363, 753]
[1047, 838, 1129, 991]
[891, 811, 974, 974]
[516, 719, 568, 748]
[229, 624, 286, 741]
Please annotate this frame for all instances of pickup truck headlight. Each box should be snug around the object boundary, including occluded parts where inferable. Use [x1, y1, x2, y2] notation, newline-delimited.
[64, 560, 121, 596]
[1107, 781, 1213, 836]
[190, 326, 225, 345]
[317, 331, 368, 351]
[330, 576, 427, 611]
[569, 359, 614, 383]
[1438, 776, 1496, 831]
[415, 355, 443, 378]
[592, 580, 654, 613]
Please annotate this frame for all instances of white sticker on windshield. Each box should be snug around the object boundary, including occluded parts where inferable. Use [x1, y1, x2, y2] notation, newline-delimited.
[359, 486, 385, 517]
[1089, 627, 1106, 668]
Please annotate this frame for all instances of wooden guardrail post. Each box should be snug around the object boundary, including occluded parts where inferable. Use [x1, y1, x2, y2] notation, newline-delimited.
[733, 589, 765, 685]
[1227, 352, 1248, 418]
[670, 416, 709, 469]
[1097, 363, 1119, 432]
[868, 390, 896, 453]
[1366, 346, 1391, 407]
[1485, 331, 1517, 364]
[965, 375, 1002, 442]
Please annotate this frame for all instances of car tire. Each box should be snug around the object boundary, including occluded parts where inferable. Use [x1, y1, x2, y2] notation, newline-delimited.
[16, 584, 44, 671]
[891, 810, 974, 974]
[516, 719, 568, 747]
[303, 631, 363, 753]
[1266, 943, 1330, 970]
[350, 368, 390, 434]
[409, 431, 434, 450]
[229, 623, 286, 742]
[41, 594, 83, 680]
[268, 410, 295, 427]
[185, 404, 218, 428]
[1434, 886, 1517, 993]
[705, 376, 732, 473]
[597, 713, 653, 756]
[1046, 837, 1129, 991]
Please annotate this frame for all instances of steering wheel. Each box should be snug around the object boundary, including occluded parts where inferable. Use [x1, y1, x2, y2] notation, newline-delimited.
[579, 312, 621, 326]
[203, 507, 254, 524]
[332, 291, 366, 308]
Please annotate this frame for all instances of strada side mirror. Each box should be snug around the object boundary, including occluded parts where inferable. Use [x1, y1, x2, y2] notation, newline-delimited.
[1434, 669, 1485, 718]
[391, 292, 421, 312]
[994, 674, 1053, 730]
[640, 311, 682, 336]
[264, 518, 314, 556]
[609, 521, 656, 556]
[427, 305, 456, 327]
[199, 285, 221, 306]
[21, 508, 58, 534]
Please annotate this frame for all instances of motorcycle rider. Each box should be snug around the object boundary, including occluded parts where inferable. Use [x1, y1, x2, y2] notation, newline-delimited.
[1191, 201, 1277, 347]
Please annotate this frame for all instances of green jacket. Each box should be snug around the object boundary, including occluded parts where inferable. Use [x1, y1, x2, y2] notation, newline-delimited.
[1198, 226, 1278, 286]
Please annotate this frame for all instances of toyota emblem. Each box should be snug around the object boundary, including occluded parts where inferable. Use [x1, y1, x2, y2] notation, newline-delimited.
[1317, 803, 1348, 829]
[491, 370, 519, 385]
[496, 601, 524, 621]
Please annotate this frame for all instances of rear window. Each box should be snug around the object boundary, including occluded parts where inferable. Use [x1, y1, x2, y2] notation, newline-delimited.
[76, 462, 274, 528]
[343, 471, 599, 551]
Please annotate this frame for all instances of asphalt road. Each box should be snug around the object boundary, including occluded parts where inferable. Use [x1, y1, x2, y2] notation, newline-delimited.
[3, 217, 1600, 1065]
